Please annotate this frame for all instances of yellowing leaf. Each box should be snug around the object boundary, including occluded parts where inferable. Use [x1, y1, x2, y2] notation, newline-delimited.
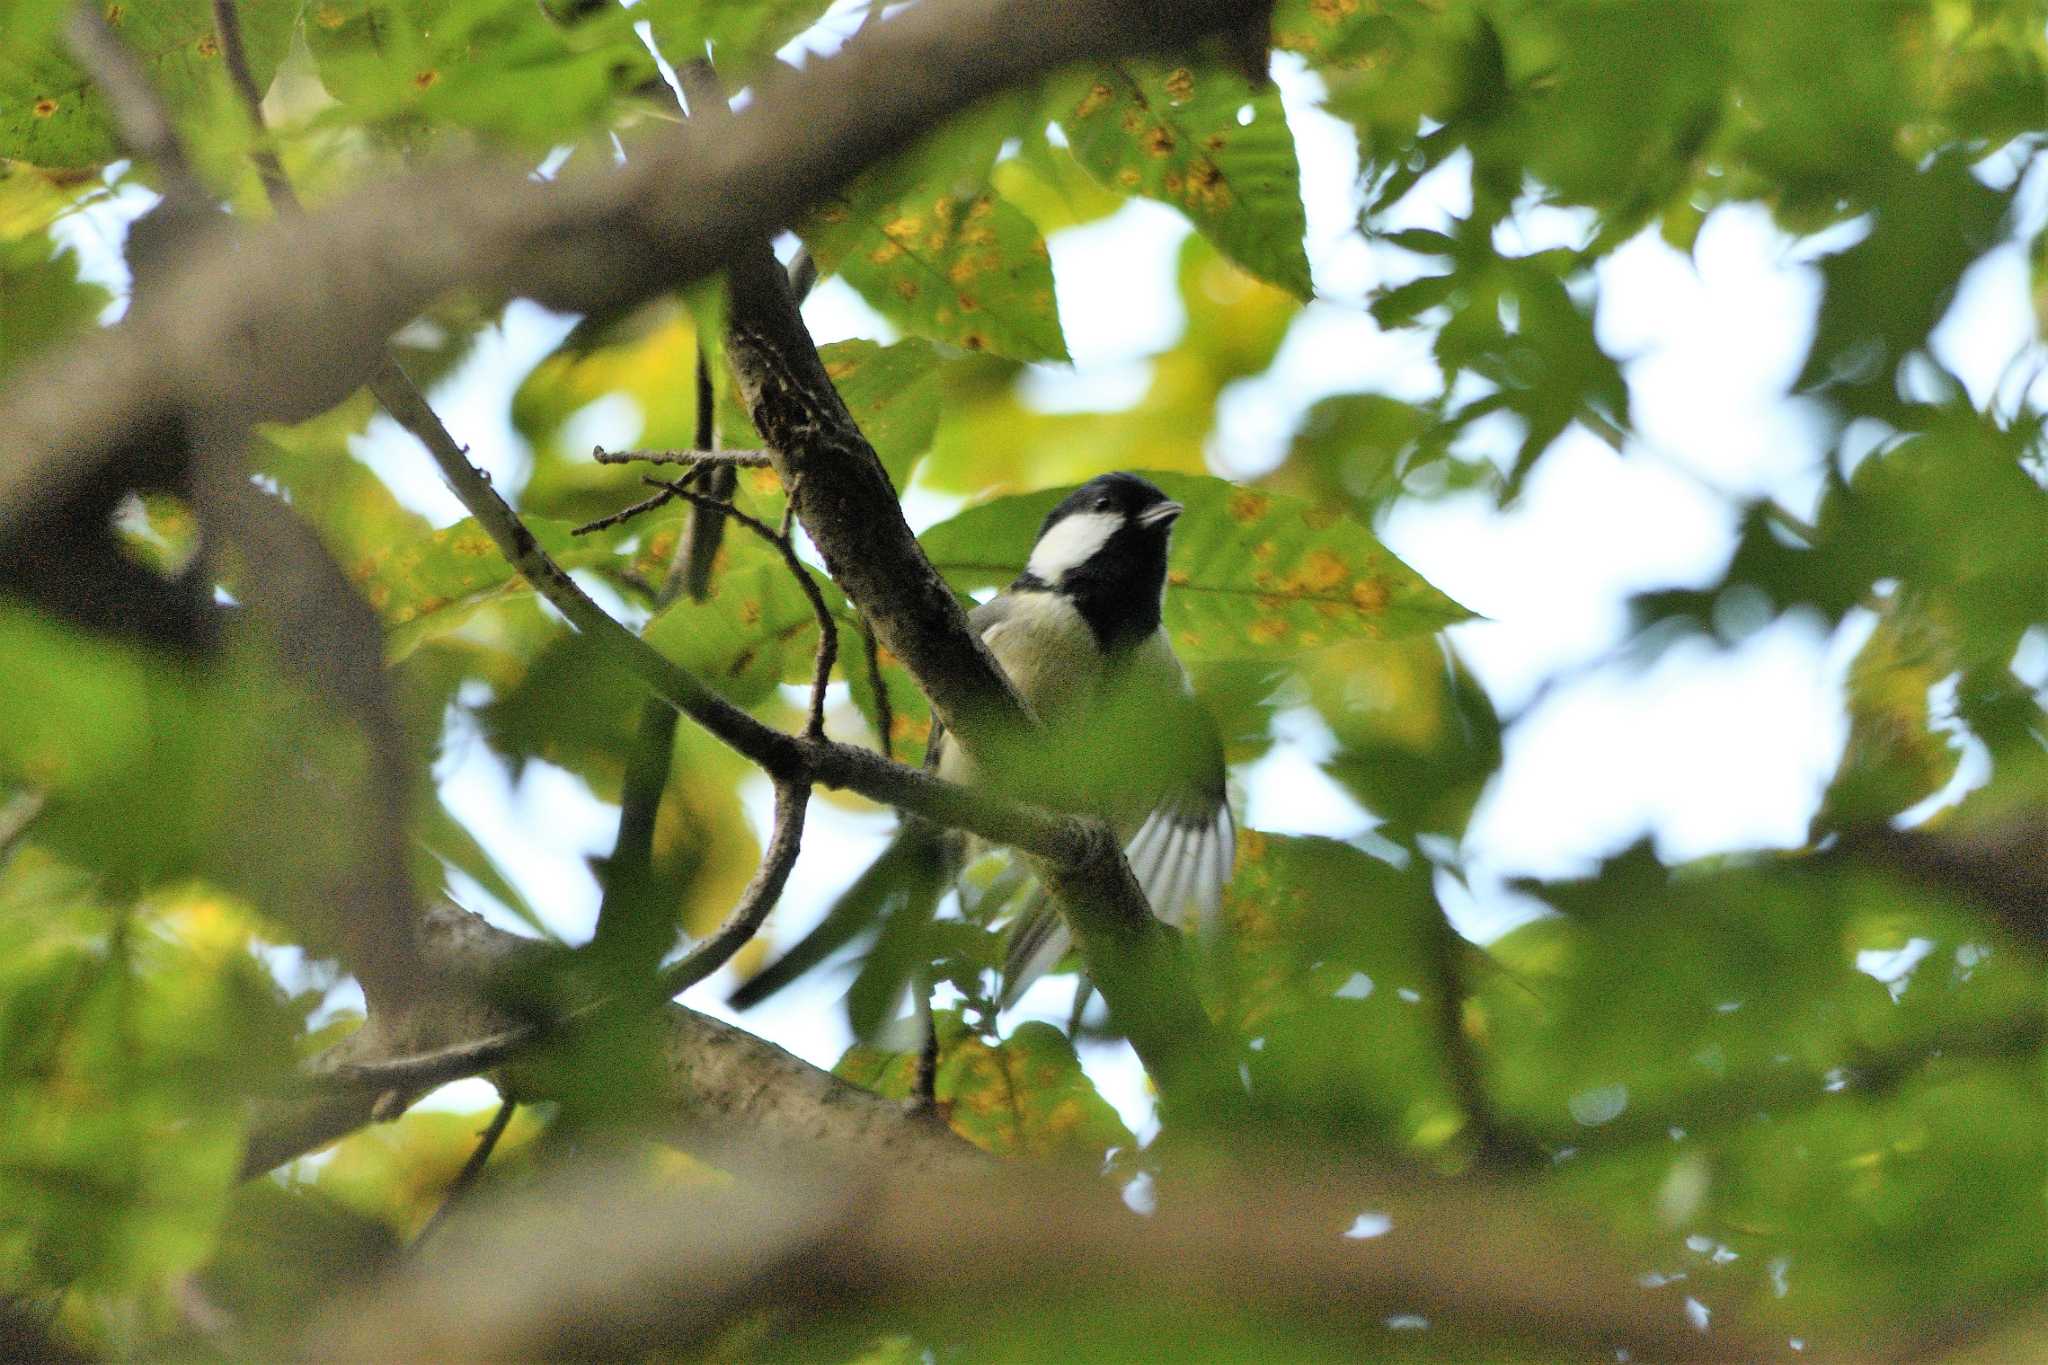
[1059, 60, 1312, 298]
[832, 1011, 1133, 1161]
[804, 95, 1066, 362]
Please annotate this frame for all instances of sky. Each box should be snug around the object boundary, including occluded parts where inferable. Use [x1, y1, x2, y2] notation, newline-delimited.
[45, 5, 2048, 1136]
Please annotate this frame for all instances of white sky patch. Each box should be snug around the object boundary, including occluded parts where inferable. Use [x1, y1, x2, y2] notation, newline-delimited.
[1046, 200, 1190, 366]
[1344, 1211, 1393, 1239]
[1856, 937, 1938, 1002]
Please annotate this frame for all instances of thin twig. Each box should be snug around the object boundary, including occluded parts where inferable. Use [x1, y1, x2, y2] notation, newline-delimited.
[912, 985, 940, 1111]
[859, 615, 894, 761]
[65, 7, 203, 204]
[663, 348, 730, 604]
[571, 484, 678, 536]
[594, 342, 721, 980]
[410, 1096, 517, 1251]
[654, 778, 811, 998]
[210, 0, 300, 213]
[646, 477, 837, 741]
[594, 447, 773, 468]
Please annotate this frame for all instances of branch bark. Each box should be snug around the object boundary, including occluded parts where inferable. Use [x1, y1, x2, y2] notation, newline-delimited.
[307, 1146, 1780, 1363]
[240, 901, 982, 1181]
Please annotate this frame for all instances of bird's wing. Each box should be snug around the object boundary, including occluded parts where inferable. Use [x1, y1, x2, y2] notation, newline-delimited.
[1000, 628, 1234, 1011]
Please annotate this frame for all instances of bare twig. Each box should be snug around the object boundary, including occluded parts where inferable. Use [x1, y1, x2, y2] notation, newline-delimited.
[859, 615, 895, 760]
[1422, 907, 1544, 1169]
[664, 342, 735, 603]
[655, 778, 810, 998]
[210, 0, 300, 213]
[912, 987, 940, 1110]
[571, 484, 678, 536]
[410, 1096, 517, 1251]
[594, 446, 773, 468]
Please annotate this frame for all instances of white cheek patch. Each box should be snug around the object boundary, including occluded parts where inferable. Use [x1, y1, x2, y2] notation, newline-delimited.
[1025, 510, 1121, 583]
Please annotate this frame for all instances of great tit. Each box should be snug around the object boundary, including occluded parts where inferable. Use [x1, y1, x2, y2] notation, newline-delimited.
[730, 471, 1233, 1023]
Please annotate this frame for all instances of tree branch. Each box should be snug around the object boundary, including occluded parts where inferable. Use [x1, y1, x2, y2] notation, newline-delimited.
[656, 777, 810, 998]
[242, 902, 982, 1180]
[308, 1146, 1777, 1363]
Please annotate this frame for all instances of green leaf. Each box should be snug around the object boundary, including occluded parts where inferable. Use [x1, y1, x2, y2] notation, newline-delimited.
[0, 872, 298, 1299]
[918, 472, 1471, 660]
[820, 337, 944, 487]
[1311, 636, 1502, 839]
[0, 0, 298, 170]
[1057, 60, 1312, 298]
[804, 95, 1067, 362]
[637, 0, 834, 81]
[0, 231, 109, 383]
[990, 126, 1128, 235]
[1225, 832, 1474, 1154]
[640, 533, 841, 708]
[305, 0, 653, 146]
[352, 513, 642, 660]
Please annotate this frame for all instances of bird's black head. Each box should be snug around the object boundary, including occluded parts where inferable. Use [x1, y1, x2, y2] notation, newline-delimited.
[1014, 472, 1183, 653]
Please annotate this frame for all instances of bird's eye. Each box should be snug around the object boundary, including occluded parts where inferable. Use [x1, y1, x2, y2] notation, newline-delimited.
[1095, 497, 1113, 511]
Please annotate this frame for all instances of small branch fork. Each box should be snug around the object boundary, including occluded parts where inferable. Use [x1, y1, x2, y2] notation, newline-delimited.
[320, 776, 812, 1094]
[644, 475, 837, 741]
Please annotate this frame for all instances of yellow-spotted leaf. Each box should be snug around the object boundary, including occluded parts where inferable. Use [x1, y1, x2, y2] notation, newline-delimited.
[820, 337, 944, 486]
[353, 514, 639, 659]
[0, 0, 298, 169]
[919, 473, 1470, 660]
[804, 96, 1066, 362]
[833, 1010, 1133, 1161]
[1058, 60, 1311, 298]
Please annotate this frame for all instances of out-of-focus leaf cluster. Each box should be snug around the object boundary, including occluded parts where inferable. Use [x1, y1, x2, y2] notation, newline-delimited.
[0, 0, 2042, 1359]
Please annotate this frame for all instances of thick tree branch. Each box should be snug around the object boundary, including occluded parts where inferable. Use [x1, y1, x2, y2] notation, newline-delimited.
[241, 902, 981, 1180]
[2, 0, 1268, 540]
[309, 1147, 1777, 1363]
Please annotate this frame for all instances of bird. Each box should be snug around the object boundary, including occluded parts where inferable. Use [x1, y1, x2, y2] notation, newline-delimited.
[729, 471, 1234, 1027]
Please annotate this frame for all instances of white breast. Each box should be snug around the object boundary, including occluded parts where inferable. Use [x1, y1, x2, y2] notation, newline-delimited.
[939, 592, 1104, 786]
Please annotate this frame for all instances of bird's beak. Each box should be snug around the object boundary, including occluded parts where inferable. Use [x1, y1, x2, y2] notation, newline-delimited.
[1138, 500, 1184, 529]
